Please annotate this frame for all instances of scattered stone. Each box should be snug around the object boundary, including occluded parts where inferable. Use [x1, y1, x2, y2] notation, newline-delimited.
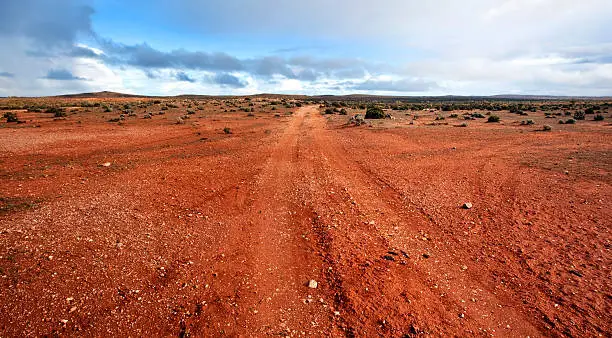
[461, 265, 468, 271]
[99, 162, 111, 167]
[459, 313, 465, 318]
[462, 202, 473, 209]
[69, 306, 77, 313]
[422, 253, 431, 259]
[308, 280, 318, 289]
[569, 269, 583, 277]
[383, 255, 395, 261]
[176, 117, 185, 124]
[143, 113, 152, 119]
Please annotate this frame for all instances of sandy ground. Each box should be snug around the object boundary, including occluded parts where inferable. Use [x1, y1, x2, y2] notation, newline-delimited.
[0, 103, 610, 337]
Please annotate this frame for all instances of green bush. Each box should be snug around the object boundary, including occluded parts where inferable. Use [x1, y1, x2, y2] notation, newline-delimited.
[566, 118, 576, 124]
[542, 125, 552, 131]
[45, 107, 64, 116]
[487, 115, 500, 123]
[365, 106, 385, 119]
[594, 114, 604, 121]
[3, 112, 18, 123]
[573, 111, 585, 120]
[223, 127, 232, 134]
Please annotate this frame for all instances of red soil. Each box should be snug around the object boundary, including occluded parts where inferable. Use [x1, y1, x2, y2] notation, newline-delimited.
[1, 103, 610, 336]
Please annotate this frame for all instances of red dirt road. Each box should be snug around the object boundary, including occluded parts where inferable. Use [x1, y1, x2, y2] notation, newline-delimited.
[1, 104, 610, 336]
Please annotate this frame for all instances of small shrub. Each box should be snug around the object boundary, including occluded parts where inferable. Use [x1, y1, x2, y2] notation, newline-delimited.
[487, 115, 500, 123]
[223, 127, 232, 134]
[558, 120, 565, 124]
[3, 112, 18, 123]
[324, 108, 334, 115]
[54, 110, 67, 118]
[573, 111, 585, 120]
[594, 114, 604, 121]
[45, 107, 64, 116]
[102, 105, 113, 113]
[365, 106, 385, 119]
[565, 118, 576, 124]
[449, 114, 458, 118]
[542, 125, 552, 131]
[459, 122, 468, 127]
[339, 108, 348, 115]
[471, 113, 485, 119]
[521, 119, 534, 125]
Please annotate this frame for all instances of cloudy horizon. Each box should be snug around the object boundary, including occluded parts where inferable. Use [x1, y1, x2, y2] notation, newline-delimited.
[1, 0, 611, 97]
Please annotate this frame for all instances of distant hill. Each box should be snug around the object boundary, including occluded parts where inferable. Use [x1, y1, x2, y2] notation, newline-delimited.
[41, 91, 611, 101]
[53, 91, 147, 99]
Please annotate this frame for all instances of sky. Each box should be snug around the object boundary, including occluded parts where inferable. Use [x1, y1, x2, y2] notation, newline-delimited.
[0, 0, 611, 97]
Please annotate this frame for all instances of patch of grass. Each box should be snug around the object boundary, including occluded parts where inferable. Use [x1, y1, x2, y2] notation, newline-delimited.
[223, 127, 232, 134]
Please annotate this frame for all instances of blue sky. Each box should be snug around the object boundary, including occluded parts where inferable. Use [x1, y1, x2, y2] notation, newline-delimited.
[1, 0, 611, 96]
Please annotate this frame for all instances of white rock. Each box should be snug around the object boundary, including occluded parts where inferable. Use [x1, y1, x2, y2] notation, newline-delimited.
[308, 280, 318, 289]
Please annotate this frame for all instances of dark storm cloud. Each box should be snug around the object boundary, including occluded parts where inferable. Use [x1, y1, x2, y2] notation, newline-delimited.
[351, 78, 438, 92]
[96, 39, 373, 82]
[99, 40, 244, 72]
[175, 71, 196, 83]
[0, 72, 15, 78]
[43, 69, 87, 81]
[0, 0, 93, 47]
[210, 73, 248, 88]
[69, 46, 99, 58]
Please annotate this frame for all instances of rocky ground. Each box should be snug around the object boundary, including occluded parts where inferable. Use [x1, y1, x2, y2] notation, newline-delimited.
[0, 100, 610, 336]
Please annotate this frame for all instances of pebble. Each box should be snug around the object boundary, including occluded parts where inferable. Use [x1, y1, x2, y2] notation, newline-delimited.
[308, 280, 318, 289]
[462, 202, 473, 209]
[100, 162, 111, 167]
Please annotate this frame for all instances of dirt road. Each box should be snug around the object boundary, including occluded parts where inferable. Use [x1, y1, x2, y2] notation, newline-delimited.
[1, 105, 610, 336]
